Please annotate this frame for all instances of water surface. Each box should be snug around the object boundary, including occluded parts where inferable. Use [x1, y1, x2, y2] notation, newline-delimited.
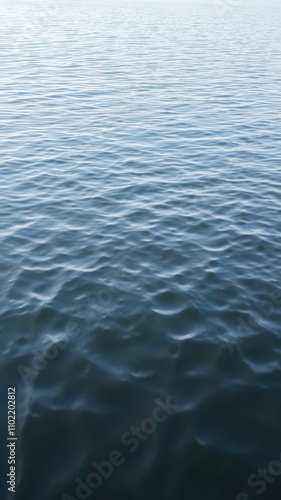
[1, 1, 281, 499]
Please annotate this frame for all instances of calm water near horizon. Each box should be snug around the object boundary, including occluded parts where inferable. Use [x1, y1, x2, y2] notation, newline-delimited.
[1, 1, 281, 499]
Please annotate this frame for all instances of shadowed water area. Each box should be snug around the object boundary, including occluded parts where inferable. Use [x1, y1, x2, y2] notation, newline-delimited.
[1, 1, 281, 499]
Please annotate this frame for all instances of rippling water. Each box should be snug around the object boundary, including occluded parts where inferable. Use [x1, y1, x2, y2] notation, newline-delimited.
[1, 1, 281, 499]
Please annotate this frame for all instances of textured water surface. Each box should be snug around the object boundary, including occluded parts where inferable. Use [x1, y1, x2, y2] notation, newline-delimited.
[1, 1, 281, 499]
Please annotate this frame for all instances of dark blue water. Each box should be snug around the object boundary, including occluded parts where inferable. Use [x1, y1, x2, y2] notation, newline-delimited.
[1, 1, 281, 499]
